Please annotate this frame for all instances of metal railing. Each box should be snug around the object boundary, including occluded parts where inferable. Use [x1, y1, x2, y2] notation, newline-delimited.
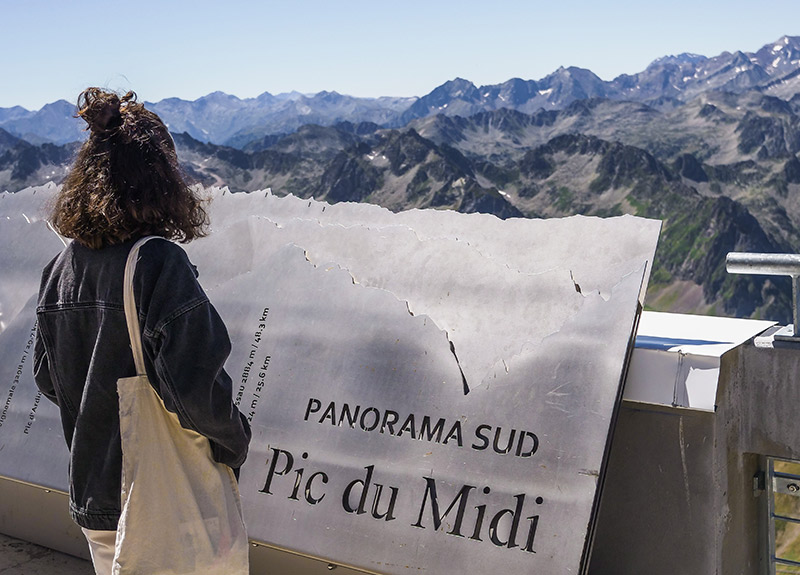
[767, 457, 800, 574]
[726, 253, 800, 342]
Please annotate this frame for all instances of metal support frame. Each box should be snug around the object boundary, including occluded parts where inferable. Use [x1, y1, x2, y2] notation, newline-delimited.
[766, 457, 800, 574]
[726, 253, 800, 342]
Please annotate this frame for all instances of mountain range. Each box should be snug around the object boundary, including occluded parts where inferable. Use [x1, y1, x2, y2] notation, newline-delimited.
[5, 36, 800, 147]
[3, 35, 800, 323]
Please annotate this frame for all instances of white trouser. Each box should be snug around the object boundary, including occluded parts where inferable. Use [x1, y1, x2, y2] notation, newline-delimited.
[81, 527, 116, 575]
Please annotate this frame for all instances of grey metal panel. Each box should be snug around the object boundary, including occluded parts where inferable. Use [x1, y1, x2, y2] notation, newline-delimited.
[588, 401, 720, 574]
[207, 188, 659, 303]
[0, 186, 660, 574]
[0, 295, 68, 490]
[0, 478, 89, 561]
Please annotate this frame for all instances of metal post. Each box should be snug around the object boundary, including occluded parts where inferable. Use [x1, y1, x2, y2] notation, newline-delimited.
[726, 252, 800, 342]
[794, 276, 800, 337]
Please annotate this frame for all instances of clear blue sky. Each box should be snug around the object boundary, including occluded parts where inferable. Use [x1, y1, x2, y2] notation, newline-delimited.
[3, 0, 799, 109]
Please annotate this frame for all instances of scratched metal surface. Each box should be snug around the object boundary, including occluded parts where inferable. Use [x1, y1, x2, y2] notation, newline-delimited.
[0, 188, 69, 490]
[0, 186, 660, 574]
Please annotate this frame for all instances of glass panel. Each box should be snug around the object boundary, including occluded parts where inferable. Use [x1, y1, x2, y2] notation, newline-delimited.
[775, 519, 800, 564]
[776, 493, 800, 520]
[776, 563, 800, 574]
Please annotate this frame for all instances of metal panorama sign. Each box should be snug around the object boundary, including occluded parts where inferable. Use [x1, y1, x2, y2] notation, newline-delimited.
[0, 186, 660, 574]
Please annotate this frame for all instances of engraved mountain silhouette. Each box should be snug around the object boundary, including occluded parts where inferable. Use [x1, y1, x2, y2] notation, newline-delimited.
[4, 36, 800, 322]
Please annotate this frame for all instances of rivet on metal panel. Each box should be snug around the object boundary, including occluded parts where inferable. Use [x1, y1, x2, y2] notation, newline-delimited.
[788, 483, 800, 492]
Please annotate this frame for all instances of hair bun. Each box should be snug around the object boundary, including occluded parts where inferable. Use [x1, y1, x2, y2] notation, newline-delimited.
[76, 88, 124, 136]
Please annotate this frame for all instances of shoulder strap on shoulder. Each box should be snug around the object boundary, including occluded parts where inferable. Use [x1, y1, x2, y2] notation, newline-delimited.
[123, 236, 163, 376]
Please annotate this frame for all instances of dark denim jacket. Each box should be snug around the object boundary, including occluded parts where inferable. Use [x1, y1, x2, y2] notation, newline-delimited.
[33, 237, 251, 530]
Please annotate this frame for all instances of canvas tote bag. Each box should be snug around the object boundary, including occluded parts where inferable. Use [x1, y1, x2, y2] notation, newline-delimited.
[114, 236, 249, 575]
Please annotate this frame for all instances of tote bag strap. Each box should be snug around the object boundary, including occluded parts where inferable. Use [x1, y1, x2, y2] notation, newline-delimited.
[123, 236, 162, 377]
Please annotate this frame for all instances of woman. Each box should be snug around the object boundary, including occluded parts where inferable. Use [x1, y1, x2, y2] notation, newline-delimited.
[32, 88, 251, 574]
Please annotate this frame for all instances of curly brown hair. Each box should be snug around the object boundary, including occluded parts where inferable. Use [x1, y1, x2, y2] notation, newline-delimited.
[50, 88, 208, 249]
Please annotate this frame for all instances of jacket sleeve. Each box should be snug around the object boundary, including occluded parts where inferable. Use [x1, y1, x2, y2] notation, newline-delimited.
[33, 258, 59, 405]
[33, 325, 58, 404]
[147, 299, 251, 469]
